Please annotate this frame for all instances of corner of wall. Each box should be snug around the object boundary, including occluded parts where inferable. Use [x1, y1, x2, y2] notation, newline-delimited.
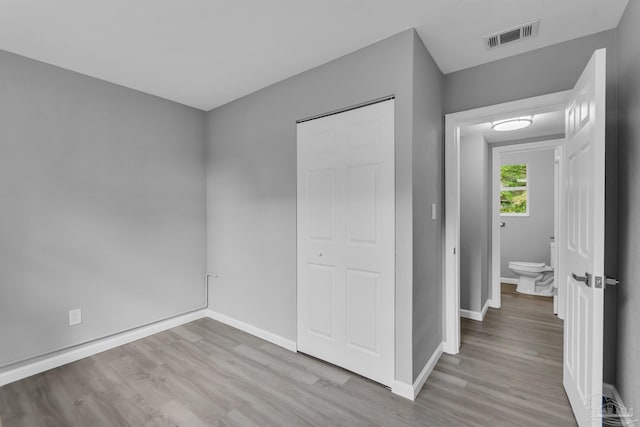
[410, 28, 445, 381]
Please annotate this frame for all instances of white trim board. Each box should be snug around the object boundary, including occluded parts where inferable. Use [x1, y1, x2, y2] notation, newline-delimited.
[392, 342, 444, 401]
[460, 300, 490, 322]
[500, 277, 518, 285]
[0, 309, 207, 387]
[206, 310, 297, 352]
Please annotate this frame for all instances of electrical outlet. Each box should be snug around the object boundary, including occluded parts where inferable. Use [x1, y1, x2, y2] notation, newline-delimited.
[68, 308, 82, 326]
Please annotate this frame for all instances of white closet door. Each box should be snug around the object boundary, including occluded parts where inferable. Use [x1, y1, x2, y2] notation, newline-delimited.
[297, 99, 395, 386]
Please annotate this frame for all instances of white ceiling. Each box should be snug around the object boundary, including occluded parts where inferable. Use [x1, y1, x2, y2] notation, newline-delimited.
[0, 0, 628, 111]
[460, 110, 565, 143]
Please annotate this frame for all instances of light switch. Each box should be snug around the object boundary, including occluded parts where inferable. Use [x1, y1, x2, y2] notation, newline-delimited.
[431, 203, 437, 220]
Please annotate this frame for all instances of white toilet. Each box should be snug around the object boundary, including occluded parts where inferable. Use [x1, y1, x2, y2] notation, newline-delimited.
[508, 241, 556, 296]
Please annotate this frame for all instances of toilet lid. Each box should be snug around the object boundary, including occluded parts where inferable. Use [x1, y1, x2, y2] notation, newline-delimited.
[509, 261, 546, 268]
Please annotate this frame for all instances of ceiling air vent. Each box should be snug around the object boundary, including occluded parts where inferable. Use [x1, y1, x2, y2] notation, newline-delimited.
[485, 20, 539, 50]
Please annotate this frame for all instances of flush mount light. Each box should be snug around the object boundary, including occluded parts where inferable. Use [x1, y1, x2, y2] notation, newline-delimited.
[491, 117, 533, 131]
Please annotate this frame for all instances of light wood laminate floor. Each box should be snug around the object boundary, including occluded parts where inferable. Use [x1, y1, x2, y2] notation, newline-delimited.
[0, 285, 576, 426]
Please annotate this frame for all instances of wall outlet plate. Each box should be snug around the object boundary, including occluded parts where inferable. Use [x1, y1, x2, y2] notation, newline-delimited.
[68, 308, 82, 326]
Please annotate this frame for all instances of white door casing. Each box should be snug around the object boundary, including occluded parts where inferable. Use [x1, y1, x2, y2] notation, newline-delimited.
[296, 99, 395, 386]
[562, 48, 606, 426]
[444, 119, 461, 354]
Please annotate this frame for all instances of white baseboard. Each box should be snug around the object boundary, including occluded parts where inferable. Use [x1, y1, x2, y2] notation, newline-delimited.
[443, 341, 458, 355]
[0, 309, 208, 387]
[488, 298, 500, 309]
[481, 300, 490, 319]
[206, 310, 297, 352]
[603, 383, 635, 426]
[412, 341, 444, 399]
[500, 277, 518, 285]
[459, 308, 481, 321]
[391, 380, 414, 400]
[392, 341, 443, 401]
[460, 300, 490, 322]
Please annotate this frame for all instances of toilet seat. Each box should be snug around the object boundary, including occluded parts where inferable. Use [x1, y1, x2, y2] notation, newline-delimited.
[508, 261, 553, 273]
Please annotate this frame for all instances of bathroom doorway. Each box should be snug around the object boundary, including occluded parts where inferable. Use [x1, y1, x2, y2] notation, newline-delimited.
[491, 139, 563, 318]
[454, 107, 565, 323]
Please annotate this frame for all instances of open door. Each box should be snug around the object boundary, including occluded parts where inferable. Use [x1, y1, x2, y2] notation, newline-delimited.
[562, 48, 606, 426]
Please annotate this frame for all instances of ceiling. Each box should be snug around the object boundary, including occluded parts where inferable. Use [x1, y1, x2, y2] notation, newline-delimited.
[460, 110, 565, 144]
[0, 0, 628, 111]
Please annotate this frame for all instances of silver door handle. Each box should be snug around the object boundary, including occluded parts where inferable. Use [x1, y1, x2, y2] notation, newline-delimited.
[572, 272, 592, 287]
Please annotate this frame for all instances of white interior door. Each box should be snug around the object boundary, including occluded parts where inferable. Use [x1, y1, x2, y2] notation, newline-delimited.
[297, 99, 395, 386]
[562, 48, 606, 426]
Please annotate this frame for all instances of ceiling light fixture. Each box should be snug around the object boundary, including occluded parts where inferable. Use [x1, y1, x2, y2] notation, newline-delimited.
[491, 116, 533, 132]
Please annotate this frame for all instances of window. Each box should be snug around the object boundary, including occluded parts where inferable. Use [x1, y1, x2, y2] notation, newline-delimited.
[500, 163, 529, 216]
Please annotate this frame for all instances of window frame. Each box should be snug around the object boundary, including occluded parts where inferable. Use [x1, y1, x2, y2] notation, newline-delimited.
[500, 163, 530, 217]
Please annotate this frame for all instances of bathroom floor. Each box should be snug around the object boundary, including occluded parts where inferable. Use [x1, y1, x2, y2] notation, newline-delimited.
[500, 282, 554, 300]
[421, 282, 577, 426]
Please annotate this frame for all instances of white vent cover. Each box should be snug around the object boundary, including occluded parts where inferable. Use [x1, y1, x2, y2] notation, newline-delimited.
[485, 20, 539, 49]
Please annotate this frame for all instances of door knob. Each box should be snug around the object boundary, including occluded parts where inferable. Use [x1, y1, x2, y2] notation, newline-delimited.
[572, 272, 592, 287]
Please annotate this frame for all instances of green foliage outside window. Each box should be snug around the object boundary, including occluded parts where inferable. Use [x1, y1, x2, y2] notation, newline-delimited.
[500, 164, 528, 214]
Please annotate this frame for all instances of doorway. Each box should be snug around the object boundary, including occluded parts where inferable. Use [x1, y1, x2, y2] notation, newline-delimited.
[443, 47, 608, 426]
[443, 90, 570, 354]
[455, 116, 563, 322]
[491, 139, 563, 316]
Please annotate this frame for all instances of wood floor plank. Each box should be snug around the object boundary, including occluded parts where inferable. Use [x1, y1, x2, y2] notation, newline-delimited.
[259, 344, 352, 385]
[0, 284, 576, 426]
[112, 394, 177, 427]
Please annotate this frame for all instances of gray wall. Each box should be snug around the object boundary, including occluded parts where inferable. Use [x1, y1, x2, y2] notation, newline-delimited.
[460, 134, 490, 312]
[0, 50, 207, 367]
[616, 0, 640, 414]
[411, 32, 444, 380]
[500, 148, 555, 278]
[445, 28, 619, 385]
[206, 29, 443, 385]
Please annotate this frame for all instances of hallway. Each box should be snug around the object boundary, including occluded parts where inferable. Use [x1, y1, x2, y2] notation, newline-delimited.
[422, 284, 576, 425]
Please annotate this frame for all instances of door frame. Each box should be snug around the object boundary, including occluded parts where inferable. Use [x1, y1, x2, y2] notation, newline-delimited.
[443, 90, 570, 354]
[491, 139, 564, 316]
